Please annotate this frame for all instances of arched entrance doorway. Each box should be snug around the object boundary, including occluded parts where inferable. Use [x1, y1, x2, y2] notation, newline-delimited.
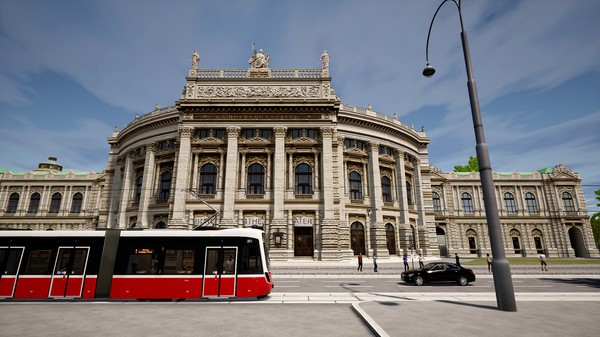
[350, 222, 365, 255]
[436, 226, 448, 257]
[385, 223, 396, 255]
[568, 226, 587, 257]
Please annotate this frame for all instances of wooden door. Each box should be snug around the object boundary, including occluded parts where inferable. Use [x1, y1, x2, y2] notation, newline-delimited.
[294, 227, 313, 256]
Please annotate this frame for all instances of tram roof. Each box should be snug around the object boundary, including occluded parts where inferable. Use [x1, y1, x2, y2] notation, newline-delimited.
[0, 228, 264, 240]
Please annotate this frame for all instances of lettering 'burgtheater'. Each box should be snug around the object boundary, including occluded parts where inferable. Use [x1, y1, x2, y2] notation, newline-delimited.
[0, 49, 597, 259]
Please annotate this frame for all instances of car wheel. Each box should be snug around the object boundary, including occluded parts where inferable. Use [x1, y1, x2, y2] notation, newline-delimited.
[457, 276, 468, 286]
[414, 276, 424, 286]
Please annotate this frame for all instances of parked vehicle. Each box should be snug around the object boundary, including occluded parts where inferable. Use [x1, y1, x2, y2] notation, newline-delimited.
[401, 262, 476, 286]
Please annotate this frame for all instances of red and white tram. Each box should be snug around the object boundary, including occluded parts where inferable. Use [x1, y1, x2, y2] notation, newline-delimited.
[0, 228, 273, 300]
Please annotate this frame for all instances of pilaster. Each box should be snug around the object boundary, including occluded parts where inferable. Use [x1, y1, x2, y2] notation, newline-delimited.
[169, 126, 193, 229]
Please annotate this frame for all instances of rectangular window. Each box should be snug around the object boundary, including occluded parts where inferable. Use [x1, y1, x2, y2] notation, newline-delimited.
[163, 249, 194, 274]
[127, 248, 157, 274]
[468, 237, 477, 254]
[25, 249, 53, 275]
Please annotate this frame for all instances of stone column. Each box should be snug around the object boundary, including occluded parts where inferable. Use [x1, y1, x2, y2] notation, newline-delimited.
[107, 158, 123, 228]
[287, 152, 293, 191]
[169, 127, 193, 229]
[273, 127, 287, 219]
[118, 154, 133, 228]
[222, 126, 240, 226]
[414, 157, 438, 256]
[336, 136, 352, 258]
[192, 154, 200, 192]
[239, 152, 246, 191]
[395, 150, 409, 224]
[268, 127, 289, 259]
[314, 151, 319, 191]
[320, 127, 339, 260]
[368, 142, 387, 257]
[137, 143, 156, 228]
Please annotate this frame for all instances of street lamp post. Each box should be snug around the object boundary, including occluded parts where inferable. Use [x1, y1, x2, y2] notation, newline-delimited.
[423, 0, 517, 312]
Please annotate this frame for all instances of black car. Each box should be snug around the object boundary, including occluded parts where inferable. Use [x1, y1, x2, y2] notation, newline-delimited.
[401, 262, 476, 286]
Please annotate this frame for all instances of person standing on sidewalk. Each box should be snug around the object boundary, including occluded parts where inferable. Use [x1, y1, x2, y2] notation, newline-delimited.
[403, 254, 409, 271]
[539, 254, 548, 271]
[357, 253, 363, 271]
[418, 253, 424, 268]
[455, 253, 461, 267]
[486, 253, 492, 273]
[373, 252, 378, 272]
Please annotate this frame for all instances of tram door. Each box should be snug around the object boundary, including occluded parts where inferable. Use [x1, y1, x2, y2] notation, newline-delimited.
[203, 247, 237, 297]
[49, 247, 89, 298]
[0, 247, 24, 298]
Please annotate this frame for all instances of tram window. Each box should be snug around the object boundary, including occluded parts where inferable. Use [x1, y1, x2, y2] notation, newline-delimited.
[164, 249, 194, 274]
[25, 249, 53, 275]
[127, 248, 157, 274]
[239, 245, 262, 274]
[1, 248, 23, 275]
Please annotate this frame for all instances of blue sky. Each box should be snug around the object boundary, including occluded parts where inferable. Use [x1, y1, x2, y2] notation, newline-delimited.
[1, 0, 599, 214]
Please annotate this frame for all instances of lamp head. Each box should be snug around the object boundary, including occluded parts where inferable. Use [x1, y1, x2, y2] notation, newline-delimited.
[422, 64, 436, 77]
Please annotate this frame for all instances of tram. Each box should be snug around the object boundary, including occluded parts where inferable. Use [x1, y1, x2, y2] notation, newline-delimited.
[0, 228, 273, 300]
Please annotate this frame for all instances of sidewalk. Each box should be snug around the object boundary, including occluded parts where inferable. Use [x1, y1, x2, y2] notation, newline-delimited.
[270, 256, 600, 275]
[355, 299, 600, 337]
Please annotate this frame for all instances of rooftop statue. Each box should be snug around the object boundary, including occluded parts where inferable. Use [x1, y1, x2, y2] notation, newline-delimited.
[191, 50, 200, 69]
[249, 43, 270, 68]
[320, 50, 330, 76]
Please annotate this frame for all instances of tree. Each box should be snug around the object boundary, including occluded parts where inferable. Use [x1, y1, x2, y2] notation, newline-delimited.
[453, 156, 479, 172]
[591, 189, 600, 249]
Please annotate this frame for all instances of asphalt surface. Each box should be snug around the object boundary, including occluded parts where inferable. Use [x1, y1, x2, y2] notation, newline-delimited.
[1, 257, 599, 337]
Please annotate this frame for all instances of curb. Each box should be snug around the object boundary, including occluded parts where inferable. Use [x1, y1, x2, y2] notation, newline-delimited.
[352, 301, 389, 337]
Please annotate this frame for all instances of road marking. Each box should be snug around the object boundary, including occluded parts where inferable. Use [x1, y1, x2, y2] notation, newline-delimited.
[325, 285, 373, 288]
[322, 280, 365, 283]
[519, 285, 554, 288]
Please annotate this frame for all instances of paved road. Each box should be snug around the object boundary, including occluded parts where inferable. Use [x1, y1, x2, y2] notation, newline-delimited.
[273, 274, 600, 293]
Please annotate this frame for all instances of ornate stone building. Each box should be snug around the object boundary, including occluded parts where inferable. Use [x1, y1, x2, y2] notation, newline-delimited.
[0, 50, 597, 259]
[430, 165, 597, 258]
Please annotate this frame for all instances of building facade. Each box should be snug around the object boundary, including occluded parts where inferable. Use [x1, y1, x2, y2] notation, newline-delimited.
[0, 50, 597, 259]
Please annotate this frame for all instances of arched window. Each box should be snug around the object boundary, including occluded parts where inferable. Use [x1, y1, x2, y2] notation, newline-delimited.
[432, 192, 442, 212]
[159, 171, 172, 200]
[295, 163, 313, 195]
[199, 164, 217, 195]
[28, 193, 41, 214]
[134, 176, 143, 204]
[461, 192, 474, 214]
[406, 181, 413, 205]
[71, 192, 83, 214]
[381, 176, 392, 202]
[562, 192, 576, 212]
[349, 171, 362, 200]
[247, 163, 264, 195]
[6, 192, 19, 213]
[504, 192, 516, 214]
[49, 192, 62, 213]
[155, 221, 167, 229]
[525, 192, 538, 214]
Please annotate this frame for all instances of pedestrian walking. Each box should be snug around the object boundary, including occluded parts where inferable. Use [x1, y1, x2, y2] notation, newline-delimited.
[357, 253, 363, 271]
[418, 253, 424, 268]
[486, 253, 492, 273]
[539, 254, 548, 271]
[455, 253, 461, 267]
[403, 254, 409, 271]
[373, 253, 378, 272]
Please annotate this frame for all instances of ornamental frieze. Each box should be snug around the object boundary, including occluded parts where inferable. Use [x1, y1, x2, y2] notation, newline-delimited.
[188, 85, 321, 99]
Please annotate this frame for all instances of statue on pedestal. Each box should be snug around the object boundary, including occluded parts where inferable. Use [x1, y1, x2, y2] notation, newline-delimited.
[191, 50, 199, 69]
[249, 43, 270, 68]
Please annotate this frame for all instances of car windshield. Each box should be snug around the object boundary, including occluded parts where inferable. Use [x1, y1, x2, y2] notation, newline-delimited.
[422, 263, 437, 269]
